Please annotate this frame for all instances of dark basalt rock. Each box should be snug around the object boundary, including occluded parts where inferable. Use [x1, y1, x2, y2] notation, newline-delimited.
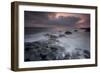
[25, 58, 31, 61]
[24, 40, 67, 61]
[80, 28, 90, 32]
[71, 52, 79, 59]
[74, 30, 78, 32]
[46, 52, 57, 60]
[40, 54, 47, 60]
[65, 31, 72, 35]
[59, 34, 66, 37]
[64, 53, 70, 59]
[50, 46, 58, 52]
[24, 38, 90, 61]
[83, 50, 90, 58]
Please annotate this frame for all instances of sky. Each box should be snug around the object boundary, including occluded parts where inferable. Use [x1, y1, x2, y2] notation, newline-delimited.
[24, 11, 90, 31]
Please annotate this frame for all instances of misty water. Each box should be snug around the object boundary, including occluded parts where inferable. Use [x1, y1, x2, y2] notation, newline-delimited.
[24, 29, 90, 61]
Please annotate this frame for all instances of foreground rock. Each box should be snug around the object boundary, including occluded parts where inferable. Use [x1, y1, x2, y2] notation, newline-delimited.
[24, 40, 90, 61]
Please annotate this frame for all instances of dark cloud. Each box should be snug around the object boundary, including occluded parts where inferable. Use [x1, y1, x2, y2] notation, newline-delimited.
[48, 16, 81, 26]
[24, 11, 49, 21]
[24, 11, 49, 27]
[24, 11, 90, 29]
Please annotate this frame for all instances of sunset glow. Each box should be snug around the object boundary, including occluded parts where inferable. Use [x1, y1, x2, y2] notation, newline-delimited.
[25, 11, 90, 29]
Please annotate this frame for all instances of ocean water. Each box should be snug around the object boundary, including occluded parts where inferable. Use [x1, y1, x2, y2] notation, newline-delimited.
[24, 29, 90, 61]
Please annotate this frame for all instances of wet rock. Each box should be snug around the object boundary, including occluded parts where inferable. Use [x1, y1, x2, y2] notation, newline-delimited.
[40, 54, 47, 60]
[46, 52, 57, 60]
[64, 53, 70, 59]
[40, 48, 51, 55]
[24, 33, 90, 61]
[50, 46, 58, 52]
[80, 28, 90, 32]
[74, 30, 78, 32]
[83, 50, 90, 58]
[71, 51, 79, 59]
[30, 54, 41, 61]
[65, 31, 72, 35]
[59, 34, 66, 37]
[25, 58, 31, 61]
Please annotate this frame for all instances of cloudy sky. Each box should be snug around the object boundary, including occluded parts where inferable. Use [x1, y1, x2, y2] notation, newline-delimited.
[24, 11, 90, 31]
